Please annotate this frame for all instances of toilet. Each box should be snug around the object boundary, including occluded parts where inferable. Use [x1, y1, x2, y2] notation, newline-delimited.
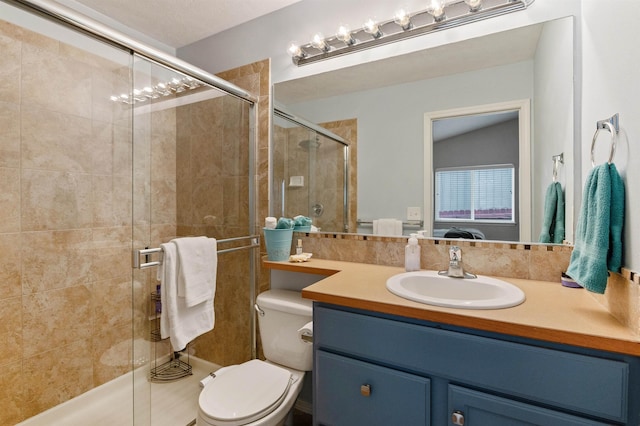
[197, 289, 313, 426]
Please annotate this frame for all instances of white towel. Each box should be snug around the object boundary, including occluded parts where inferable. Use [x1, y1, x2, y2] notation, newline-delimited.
[159, 241, 215, 350]
[373, 218, 403, 236]
[173, 237, 217, 307]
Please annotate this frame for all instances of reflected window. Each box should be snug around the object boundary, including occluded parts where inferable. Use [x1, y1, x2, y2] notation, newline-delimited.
[435, 165, 515, 223]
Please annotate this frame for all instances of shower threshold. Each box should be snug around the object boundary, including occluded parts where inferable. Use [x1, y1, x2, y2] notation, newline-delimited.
[16, 356, 219, 426]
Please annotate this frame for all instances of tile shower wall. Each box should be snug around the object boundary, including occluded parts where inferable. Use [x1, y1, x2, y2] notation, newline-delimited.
[0, 19, 134, 424]
[175, 59, 270, 367]
[175, 89, 253, 366]
[320, 119, 358, 234]
[0, 12, 267, 422]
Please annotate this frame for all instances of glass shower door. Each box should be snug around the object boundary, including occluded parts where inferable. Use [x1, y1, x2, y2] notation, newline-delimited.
[131, 54, 256, 425]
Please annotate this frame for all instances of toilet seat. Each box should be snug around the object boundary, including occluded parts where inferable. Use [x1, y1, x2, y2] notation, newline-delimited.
[199, 359, 293, 426]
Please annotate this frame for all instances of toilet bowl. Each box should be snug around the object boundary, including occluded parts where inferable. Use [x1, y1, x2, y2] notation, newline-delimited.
[197, 360, 305, 426]
[197, 290, 313, 426]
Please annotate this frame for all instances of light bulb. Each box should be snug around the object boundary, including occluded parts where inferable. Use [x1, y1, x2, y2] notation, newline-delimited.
[336, 24, 355, 45]
[464, 0, 482, 11]
[426, 0, 446, 22]
[394, 8, 412, 30]
[311, 32, 329, 52]
[363, 18, 383, 39]
[287, 42, 304, 58]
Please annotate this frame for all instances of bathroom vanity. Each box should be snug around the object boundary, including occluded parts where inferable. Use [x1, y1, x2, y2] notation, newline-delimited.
[313, 304, 639, 425]
[264, 259, 640, 426]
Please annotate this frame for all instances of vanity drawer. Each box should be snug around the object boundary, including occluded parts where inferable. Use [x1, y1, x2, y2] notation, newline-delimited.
[315, 350, 431, 426]
[448, 385, 610, 425]
[314, 305, 629, 423]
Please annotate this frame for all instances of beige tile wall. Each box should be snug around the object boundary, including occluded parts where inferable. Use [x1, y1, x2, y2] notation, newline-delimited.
[0, 21, 265, 421]
[0, 19, 134, 424]
[319, 119, 358, 233]
[175, 91, 254, 367]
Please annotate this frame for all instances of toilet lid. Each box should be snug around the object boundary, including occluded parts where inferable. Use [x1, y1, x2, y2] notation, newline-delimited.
[199, 359, 292, 425]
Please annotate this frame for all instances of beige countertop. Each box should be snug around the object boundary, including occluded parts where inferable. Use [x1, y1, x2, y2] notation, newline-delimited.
[263, 258, 640, 356]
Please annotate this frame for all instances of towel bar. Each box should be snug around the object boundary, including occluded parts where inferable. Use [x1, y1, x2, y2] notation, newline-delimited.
[133, 235, 260, 269]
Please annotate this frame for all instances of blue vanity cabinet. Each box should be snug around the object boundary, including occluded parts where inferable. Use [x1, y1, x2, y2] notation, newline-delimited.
[448, 385, 609, 425]
[313, 303, 640, 426]
[315, 351, 431, 425]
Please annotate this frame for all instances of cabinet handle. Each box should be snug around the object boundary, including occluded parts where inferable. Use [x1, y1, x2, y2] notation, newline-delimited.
[360, 384, 371, 397]
[451, 410, 465, 425]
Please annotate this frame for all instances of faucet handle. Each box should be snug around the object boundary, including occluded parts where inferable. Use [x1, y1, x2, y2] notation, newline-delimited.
[449, 245, 461, 262]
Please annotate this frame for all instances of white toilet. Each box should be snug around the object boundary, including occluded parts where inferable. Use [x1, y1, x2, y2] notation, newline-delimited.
[197, 289, 313, 426]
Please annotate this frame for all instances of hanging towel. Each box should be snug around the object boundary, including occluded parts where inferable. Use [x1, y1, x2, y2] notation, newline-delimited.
[173, 236, 217, 307]
[608, 163, 625, 272]
[566, 163, 625, 294]
[539, 182, 565, 244]
[373, 218, 403, 236]
[158, 241, 215, 351]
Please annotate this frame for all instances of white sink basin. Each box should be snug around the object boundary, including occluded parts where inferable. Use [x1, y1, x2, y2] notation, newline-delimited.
[386, 270, 525, 309]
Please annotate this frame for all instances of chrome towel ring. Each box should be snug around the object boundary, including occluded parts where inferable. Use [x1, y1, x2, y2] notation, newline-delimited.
[590, 114, 619, 168]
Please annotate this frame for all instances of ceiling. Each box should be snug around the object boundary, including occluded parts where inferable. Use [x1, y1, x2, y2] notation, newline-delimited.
[66, 0, 302, 48]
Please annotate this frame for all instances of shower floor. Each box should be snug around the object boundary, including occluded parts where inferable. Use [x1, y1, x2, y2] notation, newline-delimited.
[18, 356, 219, 426]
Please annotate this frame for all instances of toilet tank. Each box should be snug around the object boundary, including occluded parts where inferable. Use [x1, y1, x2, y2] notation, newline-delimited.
[256, 289, 313, 371]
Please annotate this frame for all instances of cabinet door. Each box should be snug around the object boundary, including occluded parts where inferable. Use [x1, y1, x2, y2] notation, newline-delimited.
[448, 385, 610, 426]
[315, 351, 430, 426]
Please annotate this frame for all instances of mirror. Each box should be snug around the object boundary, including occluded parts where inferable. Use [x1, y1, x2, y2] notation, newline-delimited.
[427, 102, 529, 241]
[273, 17, 575, 243]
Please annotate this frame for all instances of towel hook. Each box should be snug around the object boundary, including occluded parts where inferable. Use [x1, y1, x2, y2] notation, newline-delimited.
[590, 119, 617, 168]
[552, 153, 563, 182]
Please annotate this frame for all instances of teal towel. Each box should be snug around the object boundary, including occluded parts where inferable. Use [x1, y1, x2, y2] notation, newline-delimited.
[566, 164, 625, 294]
[276, 217, 294, 229]
[608, 163, 625, 272]
[293, 215, 312, 227]
[539, 182, 565, 244]
[554, 182, 565, 244]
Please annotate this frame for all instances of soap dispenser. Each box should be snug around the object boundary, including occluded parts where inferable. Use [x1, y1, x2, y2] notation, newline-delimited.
[405, 233, 421, 272]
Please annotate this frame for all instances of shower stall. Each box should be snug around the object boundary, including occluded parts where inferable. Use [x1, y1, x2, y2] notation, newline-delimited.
[0, 1, 258, 424]
[272, 108, 352, 233]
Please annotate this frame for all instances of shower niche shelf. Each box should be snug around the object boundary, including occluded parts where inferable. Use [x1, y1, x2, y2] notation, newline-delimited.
[149, 288, 192, 382]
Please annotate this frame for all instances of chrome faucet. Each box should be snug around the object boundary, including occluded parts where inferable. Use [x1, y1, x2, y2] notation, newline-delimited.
[439, 245, 477, 279]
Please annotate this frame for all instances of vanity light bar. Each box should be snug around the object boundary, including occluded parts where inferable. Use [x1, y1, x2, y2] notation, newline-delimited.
[290, 0, 535, 66]
[110, 76, 205, 104]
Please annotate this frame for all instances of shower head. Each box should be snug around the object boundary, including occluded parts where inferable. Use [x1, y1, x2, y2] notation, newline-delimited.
[298, 137, 321, 151]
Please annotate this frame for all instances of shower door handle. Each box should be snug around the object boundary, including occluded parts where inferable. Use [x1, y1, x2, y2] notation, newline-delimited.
[281, 179, 286, 217]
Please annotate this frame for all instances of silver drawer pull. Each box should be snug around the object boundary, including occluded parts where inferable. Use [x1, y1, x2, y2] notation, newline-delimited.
[360, 384, 371, 397]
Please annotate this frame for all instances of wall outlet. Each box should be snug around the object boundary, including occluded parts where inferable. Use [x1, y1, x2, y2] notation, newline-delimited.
[407, 206, 421, 220]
